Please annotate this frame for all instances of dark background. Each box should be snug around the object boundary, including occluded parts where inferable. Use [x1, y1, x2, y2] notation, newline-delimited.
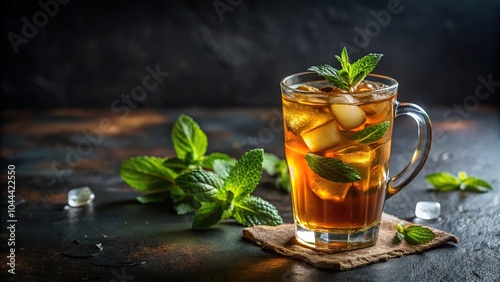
[2, 0, 500, 109]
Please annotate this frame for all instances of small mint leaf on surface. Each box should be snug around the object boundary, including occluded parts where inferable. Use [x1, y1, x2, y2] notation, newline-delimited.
[461, 177, 493, 193]
[426, 171, 492, 193]
[395, 222, 436, 245]
[425, 172, 460, 191]
[403, 225, 436, 245]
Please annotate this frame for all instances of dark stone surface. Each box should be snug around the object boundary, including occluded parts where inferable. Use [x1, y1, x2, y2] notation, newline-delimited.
[2, 0, 500, 109]
[0, 106, 499, 281]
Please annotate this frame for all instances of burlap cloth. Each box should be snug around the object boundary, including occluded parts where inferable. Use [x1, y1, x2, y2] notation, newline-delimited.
[242, 213, 458, 270]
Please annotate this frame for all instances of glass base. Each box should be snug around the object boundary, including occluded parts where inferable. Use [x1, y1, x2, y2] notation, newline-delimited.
[295, 222, 380, 252]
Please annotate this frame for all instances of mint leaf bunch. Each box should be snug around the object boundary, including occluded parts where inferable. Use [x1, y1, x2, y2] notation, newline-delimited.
[262, 153, 291, 192]
[120, 114, 286, 228]
[395, 222, 436, 245]
[308, 47, 383, 92]
[425, 171, 493, 193]
[176, 149, 283, 228]
[120, 114, 232, 213]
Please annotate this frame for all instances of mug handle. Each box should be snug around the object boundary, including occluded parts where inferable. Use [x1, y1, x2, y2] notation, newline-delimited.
[386, 101, 432, 199]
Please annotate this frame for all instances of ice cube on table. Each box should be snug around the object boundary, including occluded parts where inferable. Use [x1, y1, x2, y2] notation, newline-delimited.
[283, 99, 334, 135]
[68, 187, 95, 207]
[309, 174, 350, 201]
[300, 121, 341, 152]
[415, 201, 441, 220]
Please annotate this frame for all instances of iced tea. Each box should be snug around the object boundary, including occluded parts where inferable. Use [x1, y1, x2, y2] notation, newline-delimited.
[282, 73, 397, 250]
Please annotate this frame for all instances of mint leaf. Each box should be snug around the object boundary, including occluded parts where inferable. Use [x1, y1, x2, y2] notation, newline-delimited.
[458, 171, 468, 181]
[162, 157, 191, 174]
[403, 225, 436, 245]
[275, 160, 291, 193]
[233, 195, 283, 226]
[309, 47, 382, 92]
[335, 47, 351, 73]
[225, 149, 264, 197]
[170, 185, 188, 203]
[349, 121, 390, 143]
[395, 222, 436, 245]
[462, 177, 493, 192]
[308, 65, 349, 91]
[263, 153, 291, 192]
[192, 202, 224, 229]
[172, 114, 208, 161]
[136, 191, 170, 204]
[176, 170, 225, 202]
[425, 172, 460, 191]
[305, 154, 360, 183]
[350, 53, 383, 85]
[201, 152, 233, 169]
[262, 153, 281, 176]
[171, 185, 200, 215]
[213, 159, 236, 180]
[426, 171, 493, 193]
[174, 202, 198, 215]
[120, 156, 177, 192]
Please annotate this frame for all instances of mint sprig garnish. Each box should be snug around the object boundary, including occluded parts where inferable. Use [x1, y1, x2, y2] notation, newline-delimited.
[308, 47, 383, 92]
[176, 149, 283, 228]
[396, 222, 436, 245]
[305, 154, 361, 183]
[349, 121, 390, 143]
[425, 171, 493, 193]
[120, 114, 287, 228]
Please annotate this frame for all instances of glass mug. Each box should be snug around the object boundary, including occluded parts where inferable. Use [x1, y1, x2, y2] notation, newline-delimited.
[280, 72, 432, 251]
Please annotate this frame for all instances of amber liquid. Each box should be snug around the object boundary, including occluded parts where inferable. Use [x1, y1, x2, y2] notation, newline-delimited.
[283, 83, 394, 232]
